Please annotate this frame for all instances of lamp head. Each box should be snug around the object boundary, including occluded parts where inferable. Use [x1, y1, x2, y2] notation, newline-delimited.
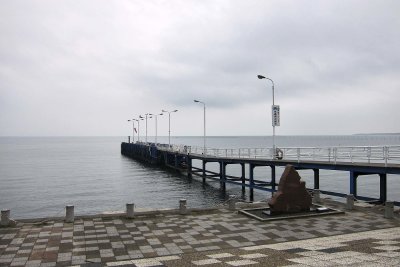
[173, 109, 178, 112]
[257, 75, 266, 79]
[194, 100, 199, 103]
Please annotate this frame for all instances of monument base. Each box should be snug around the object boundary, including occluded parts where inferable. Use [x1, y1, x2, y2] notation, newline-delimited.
[238, 204, 343, 221]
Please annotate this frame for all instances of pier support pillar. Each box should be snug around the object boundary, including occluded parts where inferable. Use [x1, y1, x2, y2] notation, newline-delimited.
[379, 173, 387, 203]
[271, 166, 276, 192]
[126, 203, 135, 219]
[65, 205, 74, 223]
[164, 152, 168, 165]
[385, 201, 394, 219]
[220, 162, 226, 193]
[350, 171, 358, 198]
[241, 163, 246, 194]
[249, 164, 255, 202]
[202, 161, 206, 183]
[313, 169, 320, 189]
[179, 199, 187, 215]
[1, 210, 10, 226]
[187, 157, 192, 178]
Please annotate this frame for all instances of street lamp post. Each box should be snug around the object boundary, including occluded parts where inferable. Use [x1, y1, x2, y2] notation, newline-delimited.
[162, 109, 178, 149]
[153, 113, 163, 145]
[258, 75, 278, 159]
[137, 117, 144, 142]
[143, 113, 153, 143]
[194, 100, 206, 154]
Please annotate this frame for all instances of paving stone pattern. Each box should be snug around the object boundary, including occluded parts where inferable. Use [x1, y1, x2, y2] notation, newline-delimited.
[0, 203, 399, 267]
[116, 227, 400, 266]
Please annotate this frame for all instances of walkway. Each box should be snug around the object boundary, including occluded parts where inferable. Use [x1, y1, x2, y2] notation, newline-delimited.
[0, 200, 399, 266]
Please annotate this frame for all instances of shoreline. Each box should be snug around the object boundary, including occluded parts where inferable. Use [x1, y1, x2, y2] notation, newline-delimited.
[4, 197, 399, 224]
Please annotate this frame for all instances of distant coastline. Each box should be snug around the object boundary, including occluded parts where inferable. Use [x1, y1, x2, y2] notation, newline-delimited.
[353, 133, 400, 136]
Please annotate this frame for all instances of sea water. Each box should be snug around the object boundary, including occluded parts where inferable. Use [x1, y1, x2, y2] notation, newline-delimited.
[0, 135, 399, 219]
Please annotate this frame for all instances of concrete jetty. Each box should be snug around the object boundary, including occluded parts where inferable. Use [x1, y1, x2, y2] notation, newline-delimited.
[0, 199, 399, 266]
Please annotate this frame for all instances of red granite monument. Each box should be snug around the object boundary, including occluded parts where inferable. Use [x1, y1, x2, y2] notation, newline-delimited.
[268, 165, 312, 214]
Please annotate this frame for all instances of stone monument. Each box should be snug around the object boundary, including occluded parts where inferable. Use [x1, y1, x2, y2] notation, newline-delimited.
[268, 165, 312, 214]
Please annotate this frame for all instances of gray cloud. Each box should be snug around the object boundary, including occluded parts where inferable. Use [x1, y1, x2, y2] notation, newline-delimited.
[1, 0, 399, 136]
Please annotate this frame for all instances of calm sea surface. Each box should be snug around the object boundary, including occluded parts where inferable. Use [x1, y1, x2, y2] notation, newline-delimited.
[1, 135, 399, 219]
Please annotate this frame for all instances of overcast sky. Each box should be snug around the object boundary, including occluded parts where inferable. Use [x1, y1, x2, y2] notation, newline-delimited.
[1, 0, 399, 137]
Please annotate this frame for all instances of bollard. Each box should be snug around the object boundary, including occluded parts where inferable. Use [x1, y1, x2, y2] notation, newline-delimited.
[65, 205, 74, 223]
[179, 199, 187, 215]
[346, 194, 354, 210]
[384, 201, 394, 219]
[1, 209, 10, 227]
[126, 203, 135, 219]
[228, 195, 237, 211]
[313, 189, 321, 203]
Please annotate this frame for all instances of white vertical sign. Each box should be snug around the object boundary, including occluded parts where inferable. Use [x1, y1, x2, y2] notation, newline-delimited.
[272, 105, 280, 126]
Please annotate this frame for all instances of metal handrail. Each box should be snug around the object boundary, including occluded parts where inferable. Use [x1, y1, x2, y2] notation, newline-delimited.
[158, 145, 400, 165]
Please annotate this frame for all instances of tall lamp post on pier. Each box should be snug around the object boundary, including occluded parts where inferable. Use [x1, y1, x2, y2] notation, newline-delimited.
[258, 75, 280, 159]
[162, 109, 178, 149]
[153, 113, 163, 145]
[137, 117, 144, 142]
[142, 113, 153, 143]
[194, 100, 206, 154]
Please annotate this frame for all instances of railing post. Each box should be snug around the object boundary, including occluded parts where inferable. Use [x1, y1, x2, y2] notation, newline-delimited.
[367, 147, 371, 163]
[1, 210, 10, 226]
[328, 148, 331, 162]
[334, 148, 337, 164]
[346, 194, 354, 210]
[384, 201, 394, 219]
[350, 148, 353, 163]
[384, 146, 388, 167]
[65, 205, 74, 223]
[179, 199, 187, 215]
[297, 148, 300, 163]
[126, 203, 135, 219]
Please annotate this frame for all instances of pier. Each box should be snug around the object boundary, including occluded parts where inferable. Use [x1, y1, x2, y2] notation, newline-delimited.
[121, 142, 400, 206]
